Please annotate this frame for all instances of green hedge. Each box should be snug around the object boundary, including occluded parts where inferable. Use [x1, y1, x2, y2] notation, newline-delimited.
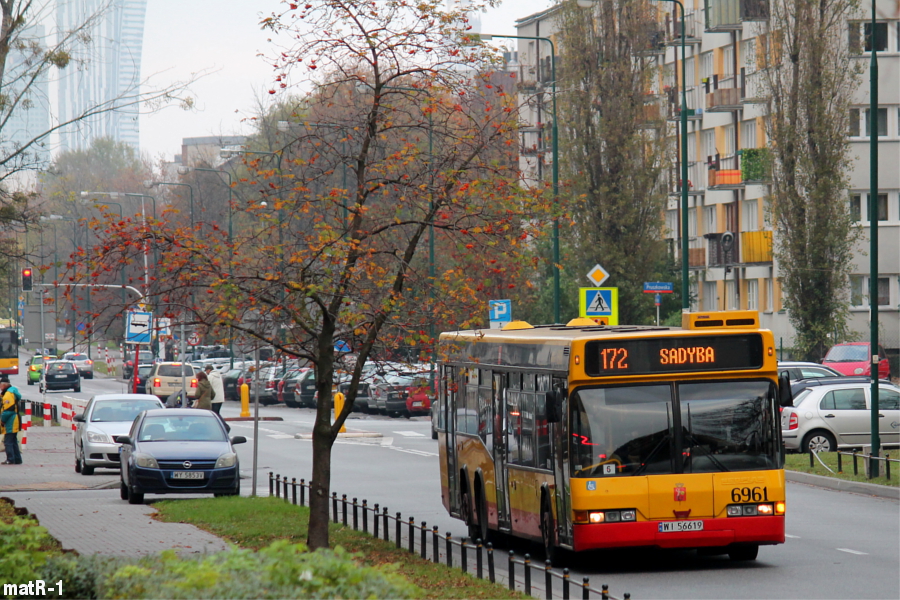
[741, 147, 771, 182]
[0, 516, 58, 585]
[41, 541, 419, 600]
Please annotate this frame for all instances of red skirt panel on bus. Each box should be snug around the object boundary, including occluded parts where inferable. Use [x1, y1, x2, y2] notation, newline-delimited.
[573, 516, 785, 551]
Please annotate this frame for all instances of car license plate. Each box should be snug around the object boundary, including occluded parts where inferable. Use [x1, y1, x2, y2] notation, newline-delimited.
[53, 375, 66, 379]
[412, 401, 423, 407]
[172, 471, 205, 480]
[658, 520, 703, 533]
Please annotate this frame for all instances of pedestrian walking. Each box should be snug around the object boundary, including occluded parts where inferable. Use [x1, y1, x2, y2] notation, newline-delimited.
[193, 371, 213, 411]
[205, 365, 225, 415]
[1, 376, 23, 465]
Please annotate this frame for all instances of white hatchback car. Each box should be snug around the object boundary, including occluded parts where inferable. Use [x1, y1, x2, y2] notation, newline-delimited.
[63, 352, 94, 379]
[73, 394, 166, 474]
[781, 381, 900, 452]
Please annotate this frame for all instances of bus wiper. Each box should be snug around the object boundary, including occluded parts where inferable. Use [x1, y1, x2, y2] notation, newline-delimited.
[684, 418, 730, 473]
[633, 433, 671, 476]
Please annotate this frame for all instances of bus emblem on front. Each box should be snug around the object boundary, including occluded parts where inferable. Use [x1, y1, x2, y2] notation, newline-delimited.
[674, 484, 686, 502]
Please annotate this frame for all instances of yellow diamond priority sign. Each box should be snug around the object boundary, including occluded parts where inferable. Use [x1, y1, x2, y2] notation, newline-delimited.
[586, 264, 610, 286]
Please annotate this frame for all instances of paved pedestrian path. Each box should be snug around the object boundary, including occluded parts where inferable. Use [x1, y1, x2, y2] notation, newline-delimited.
[1, 426, 230, 556]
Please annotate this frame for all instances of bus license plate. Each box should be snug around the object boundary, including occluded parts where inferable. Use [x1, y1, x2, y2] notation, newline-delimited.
[658, 520, 703, 533]
[172, 471, 205, 480]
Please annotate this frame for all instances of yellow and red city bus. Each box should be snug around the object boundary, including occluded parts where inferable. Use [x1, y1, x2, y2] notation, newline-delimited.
[0, 327, 19, 375]
[434, 311, 790, 562]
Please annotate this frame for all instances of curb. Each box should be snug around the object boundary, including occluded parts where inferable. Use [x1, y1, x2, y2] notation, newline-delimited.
[786, 470, 899, 500]
[294, 432, 383, 440]
[224, 417, 284, 422]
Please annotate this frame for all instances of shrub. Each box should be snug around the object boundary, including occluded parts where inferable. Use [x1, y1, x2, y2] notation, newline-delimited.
[97, 540, 420, 599]
[0, 516, 56, 584]
[41, 555, 131, 600]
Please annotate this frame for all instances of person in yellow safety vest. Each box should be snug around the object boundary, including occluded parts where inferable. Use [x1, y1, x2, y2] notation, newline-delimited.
[1, 376, 23, 465]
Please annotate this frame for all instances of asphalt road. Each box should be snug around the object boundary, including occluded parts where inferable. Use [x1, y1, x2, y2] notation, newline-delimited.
[11, 369, 900, 599]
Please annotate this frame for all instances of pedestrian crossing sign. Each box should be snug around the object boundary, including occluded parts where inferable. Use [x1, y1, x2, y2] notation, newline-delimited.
[579, 288, 619, 325]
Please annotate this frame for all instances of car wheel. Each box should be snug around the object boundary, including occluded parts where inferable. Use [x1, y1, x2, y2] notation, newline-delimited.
[82, 463, 94, 475]
[87, 373, 94, 379]
[38, 384, 43, 393]
[74, 385, 81, 393]
[27, 379, 33, 385]
[728, 544, 759, 561]
[802, 430, 836, 453]
[120, 480, 129, 500]
[128, 489, 144, 504]
[431, 425, 438, 440]
[74, 450, 82, 473]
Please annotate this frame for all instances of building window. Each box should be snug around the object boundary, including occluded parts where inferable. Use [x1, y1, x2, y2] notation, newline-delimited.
[849, 22, 888, 53]
[743, 200, 758, 231]
[705, 205, 717, 234]
[725, 279, 736, 310]
[766, 278, 774, 311]
[704, 130, 717, 161]
[666, 210, 678, 238]
[741, 119, 757, 149]
[723, 46, 734, 78]
[689, 208, 698, 237]
[851, 275, 891, 307]
[850, 194, 862, 221]
[850, 108, 888, 137]
[747, 279, 759, 310]
[701, 52, 713, 80]
[725, 124, 736, 155]
[742, 38, 757, 72]
[877, 193, 888, 221]
[703, 281, 717, 311]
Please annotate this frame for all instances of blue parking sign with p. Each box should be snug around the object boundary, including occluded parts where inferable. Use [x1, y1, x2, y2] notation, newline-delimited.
[489, 299, 512, 326]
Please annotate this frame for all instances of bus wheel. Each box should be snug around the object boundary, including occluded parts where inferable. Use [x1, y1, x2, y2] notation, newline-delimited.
[461, 491, 476, 538]
[728, 544, 759, 561]
[541, 501, 560, 566]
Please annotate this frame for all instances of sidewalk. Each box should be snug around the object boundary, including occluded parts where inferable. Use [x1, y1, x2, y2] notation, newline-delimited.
[0, 426, 230, 556]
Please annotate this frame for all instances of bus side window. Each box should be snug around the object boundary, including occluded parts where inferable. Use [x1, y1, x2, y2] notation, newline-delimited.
[519, 393, 535, 467]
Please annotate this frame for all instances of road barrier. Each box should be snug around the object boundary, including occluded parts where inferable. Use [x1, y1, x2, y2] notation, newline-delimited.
[835, 450, 898, 480]
[267, 472, 631, 600]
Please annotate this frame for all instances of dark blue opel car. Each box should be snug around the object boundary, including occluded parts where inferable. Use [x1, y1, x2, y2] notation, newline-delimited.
[118, 408, 245, 504]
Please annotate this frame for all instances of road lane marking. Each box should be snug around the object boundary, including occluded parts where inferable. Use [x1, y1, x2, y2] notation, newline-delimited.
[268, 434, 295, 439]
[835, 548, 868, 555]
[785, 534, 800, 539]
[394, 431, 426, 437]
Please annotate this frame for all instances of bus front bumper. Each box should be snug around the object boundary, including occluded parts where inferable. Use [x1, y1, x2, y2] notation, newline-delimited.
[573, 516, 785, 551]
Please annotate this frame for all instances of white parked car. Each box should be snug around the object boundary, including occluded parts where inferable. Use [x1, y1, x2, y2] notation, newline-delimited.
[63, 352, 94, 379]
[72, 394, 165, 474]
[781, 381, 900, 452]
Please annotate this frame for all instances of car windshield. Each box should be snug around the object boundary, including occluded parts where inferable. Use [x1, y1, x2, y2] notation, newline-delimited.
[825, 345, 868, 362]
[46, 362, 76, 373]
[138, 352, 154, 362]
[138, 415, 227, 442]
[91, 400, 161, 422]
[570, 380, 779, 478]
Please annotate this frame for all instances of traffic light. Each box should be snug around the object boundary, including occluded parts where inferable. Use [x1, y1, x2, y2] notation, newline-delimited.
[22, 268, 32, 292]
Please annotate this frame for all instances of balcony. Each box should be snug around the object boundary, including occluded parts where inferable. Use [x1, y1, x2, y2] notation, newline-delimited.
[705, 76, 742, 111]
[741, 230, 773, 263]
[666, 86, 704, 121]
[707, 155, 744, 190]
[740, 68, 768, 104]
[689, 247, 706, 268]
[705, 0, 769, 32]
[705, 232, 740, 267]
[741, 148, 771, 183]
[669, 162, 707, 196]
[664, 12, 702, 45]
[636, 25, 666, 55]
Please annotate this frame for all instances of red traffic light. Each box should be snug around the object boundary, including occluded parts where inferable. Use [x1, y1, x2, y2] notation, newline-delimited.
[22, 268, 33, 291]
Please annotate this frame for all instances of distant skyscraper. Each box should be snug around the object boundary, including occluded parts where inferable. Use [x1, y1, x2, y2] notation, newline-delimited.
[2, 23, 52, 169]
[56, 0, 148, 151]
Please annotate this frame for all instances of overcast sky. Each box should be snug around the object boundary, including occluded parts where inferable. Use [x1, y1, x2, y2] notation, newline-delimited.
[139, 0, 552, 162]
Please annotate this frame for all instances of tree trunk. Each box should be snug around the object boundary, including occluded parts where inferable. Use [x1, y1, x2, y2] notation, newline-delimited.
[307, 324, 336, 550]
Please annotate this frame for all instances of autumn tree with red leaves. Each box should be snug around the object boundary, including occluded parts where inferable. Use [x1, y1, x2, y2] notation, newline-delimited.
[81, 0, 550, 549]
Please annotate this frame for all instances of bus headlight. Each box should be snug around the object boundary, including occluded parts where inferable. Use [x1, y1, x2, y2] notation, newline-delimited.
[727, 505, 742, 516]
[589, 511, 604, 523]
[757, 504, 774, 515]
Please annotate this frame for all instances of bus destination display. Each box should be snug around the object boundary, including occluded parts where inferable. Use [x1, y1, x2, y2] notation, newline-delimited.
[584, 334, 764, 376]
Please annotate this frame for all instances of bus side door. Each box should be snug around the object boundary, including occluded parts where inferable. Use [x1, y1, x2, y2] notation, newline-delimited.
[492, 371, 511, 531]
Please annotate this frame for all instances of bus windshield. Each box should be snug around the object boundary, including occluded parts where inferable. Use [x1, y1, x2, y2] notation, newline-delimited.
[570, 380, 778, 478]
[0, 330, 17, 359]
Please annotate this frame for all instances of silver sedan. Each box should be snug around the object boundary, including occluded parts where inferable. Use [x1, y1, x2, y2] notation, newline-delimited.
[73, 394, 165, 474]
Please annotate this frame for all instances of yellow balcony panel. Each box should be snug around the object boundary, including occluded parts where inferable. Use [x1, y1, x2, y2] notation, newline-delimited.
[741, 230, 772, 263]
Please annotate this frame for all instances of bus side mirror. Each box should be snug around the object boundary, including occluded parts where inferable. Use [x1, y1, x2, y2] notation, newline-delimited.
[778, 373, 793, 408]
[546, 390, 562, 423]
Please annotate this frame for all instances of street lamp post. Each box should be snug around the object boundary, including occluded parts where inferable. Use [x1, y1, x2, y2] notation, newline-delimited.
[39, 215, 77, 349]
[481, 33, 560, 323]
[868, 0, 880, 474]
[146, 181, 194, 228]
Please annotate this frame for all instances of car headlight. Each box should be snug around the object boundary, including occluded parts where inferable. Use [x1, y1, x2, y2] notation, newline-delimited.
[215, 453, 237, 468]
[134, 453, 159, 469]
[86, 430, 111, 444]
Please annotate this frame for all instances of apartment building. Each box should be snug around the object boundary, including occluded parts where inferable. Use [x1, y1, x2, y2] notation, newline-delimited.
[513, 0, 899, 354]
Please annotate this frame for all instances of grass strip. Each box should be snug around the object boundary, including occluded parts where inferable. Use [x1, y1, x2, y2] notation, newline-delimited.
[155, 496, 527, 600]
[785, 452, 899, 487]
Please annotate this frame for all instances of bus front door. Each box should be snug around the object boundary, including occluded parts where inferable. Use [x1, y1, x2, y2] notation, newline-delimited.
[492, 372, 511, 531]
[551, 377, 573, 548]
